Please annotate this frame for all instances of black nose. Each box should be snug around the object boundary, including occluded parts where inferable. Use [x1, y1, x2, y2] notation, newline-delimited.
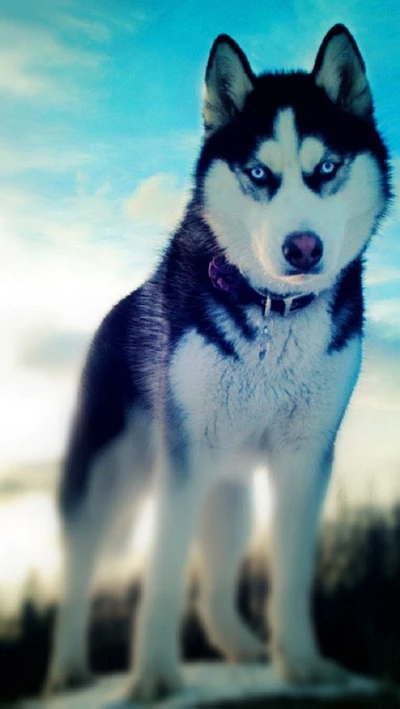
[282, 231, 323, 272]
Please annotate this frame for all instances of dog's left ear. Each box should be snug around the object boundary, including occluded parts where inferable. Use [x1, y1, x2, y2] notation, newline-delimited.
[312, 24, 373, 119]
[204, 35, 255, 136]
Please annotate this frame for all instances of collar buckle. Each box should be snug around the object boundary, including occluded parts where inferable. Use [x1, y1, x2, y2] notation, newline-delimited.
[262, 293, 272, 317]
[282, 295, 296, 317]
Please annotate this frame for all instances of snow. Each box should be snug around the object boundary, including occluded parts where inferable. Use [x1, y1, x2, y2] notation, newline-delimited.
[21, 663, 390, 709]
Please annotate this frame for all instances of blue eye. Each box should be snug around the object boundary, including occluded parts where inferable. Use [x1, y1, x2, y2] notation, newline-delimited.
[245, 164, 281, 194]
[319, 160, 339, 177]
[247, 165, 269, 184]
[250, 166, 266, 180]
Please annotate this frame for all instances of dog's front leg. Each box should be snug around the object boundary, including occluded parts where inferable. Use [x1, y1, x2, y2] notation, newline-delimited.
[267, 442, 349, 684]
[125, 451, 210, 702]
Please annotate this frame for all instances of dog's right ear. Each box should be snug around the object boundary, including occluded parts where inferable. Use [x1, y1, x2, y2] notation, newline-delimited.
[204, 35, 255, 136]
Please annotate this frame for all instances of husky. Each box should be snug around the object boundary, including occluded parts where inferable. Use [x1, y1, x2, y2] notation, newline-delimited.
[46, 24, 390, 701]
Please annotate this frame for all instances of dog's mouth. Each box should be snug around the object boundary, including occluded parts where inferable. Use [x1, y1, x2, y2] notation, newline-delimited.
[282, 265, 323, 278]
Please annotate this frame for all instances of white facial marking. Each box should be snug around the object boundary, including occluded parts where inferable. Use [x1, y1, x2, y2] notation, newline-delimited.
[256, 140, 282, 174]
[273, 109, 299, 172]
[299, 138, 325, 173]
[256, 109, 303, 175]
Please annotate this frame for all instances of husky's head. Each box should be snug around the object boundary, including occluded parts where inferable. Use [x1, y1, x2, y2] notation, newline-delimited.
[197, 25, 390, 296]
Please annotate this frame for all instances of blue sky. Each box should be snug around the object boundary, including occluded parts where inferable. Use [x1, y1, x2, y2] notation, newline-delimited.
[0, 0, 399, 497]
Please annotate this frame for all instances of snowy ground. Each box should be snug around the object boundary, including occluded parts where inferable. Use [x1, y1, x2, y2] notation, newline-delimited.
[20, 663, 395, 709]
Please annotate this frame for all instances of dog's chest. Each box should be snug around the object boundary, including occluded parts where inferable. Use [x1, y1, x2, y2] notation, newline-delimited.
[169, 303, 333, 450]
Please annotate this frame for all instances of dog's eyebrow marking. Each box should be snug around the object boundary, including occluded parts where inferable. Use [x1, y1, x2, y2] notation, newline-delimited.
[256, 140, 282, 174]
[273, 109, 298, 169]
[299, 138, 325, 173]
[257, 109, 301, 176]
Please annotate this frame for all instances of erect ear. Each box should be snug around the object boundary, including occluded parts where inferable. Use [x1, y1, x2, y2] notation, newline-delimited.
[312, 24, 373, 119]
[203, 35, 255, 136]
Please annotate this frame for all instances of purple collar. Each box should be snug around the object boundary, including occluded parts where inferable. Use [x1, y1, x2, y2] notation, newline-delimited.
[208, 256, 315, 317]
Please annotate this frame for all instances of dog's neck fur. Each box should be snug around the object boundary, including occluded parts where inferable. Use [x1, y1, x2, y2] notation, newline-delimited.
[158, 206, 364, 356]
[208, 255, 316, 317]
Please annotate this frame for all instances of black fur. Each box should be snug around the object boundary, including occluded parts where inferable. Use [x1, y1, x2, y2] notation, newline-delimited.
[328, 258, 364, 353]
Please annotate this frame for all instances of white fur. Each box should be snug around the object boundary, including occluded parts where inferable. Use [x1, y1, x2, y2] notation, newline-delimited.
[204, 109, 385, 296]
[169, 297, 336, 457]
[259, 135, 327, 176]
[298, 138, 326, 173]
[197, 481, 265, 661]
[257, 139, 284, 174]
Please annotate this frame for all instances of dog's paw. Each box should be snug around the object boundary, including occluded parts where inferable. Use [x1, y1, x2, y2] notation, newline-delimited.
[274, 650, 351, 685]
[221, 638, 269, 663]
[125, 665, 183, 703]
[207, 625, 268, 663]
[43, 667, 94, 696]
[231, 643, 269, 663]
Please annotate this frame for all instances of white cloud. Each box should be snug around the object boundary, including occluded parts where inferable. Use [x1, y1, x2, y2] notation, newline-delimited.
[0, 492, 61, 613]
[0, 198, 151, 469]
[126, 173, 189, 230]
[0, 370, 76, 469]
[55, 5, 146, 38]
[0, 17, 105, 101]
[0, 1, 151, 103]
[367, 299, 400, 334]
[0, 50, 52, 98]
[58, 14, 112, 42]
[365, 265, 400, 286]
[0, 17, 104, 67]
[0, 139, 91, 175]
[0, 166, 180, 469]
[324, 328, 400, 514]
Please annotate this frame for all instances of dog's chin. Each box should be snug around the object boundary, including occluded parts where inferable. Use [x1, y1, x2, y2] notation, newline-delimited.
[280, 271, 323, 289]
[250, 265, 336, 297]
